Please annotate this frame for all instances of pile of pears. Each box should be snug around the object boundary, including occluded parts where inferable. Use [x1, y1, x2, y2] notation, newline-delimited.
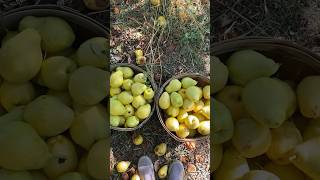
[0, 16, 108, 180]
[110, 66, 154, 128]
[158, 77, 210, 139]
[213, 49, 320, 180]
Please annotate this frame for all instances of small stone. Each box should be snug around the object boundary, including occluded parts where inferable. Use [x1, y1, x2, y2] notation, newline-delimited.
[187, 163, 196, 173]
[185, 141, 196, 150]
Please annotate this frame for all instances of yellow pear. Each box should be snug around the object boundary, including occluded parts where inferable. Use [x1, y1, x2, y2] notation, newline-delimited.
[110, 87, 121, 96]
[131, 82, 147, 96]
[170, 92, 183, 107]
[116, 161, 130, 173]
[110, 116, 121, 127]
[122, 79, 133, 91]
[178, 89, 187, 99]
[193, 100, 204, 113]
[183, 98, 194, 112]
[132, 95, 146, 109]
[165, 117, 179, 131]
[47, 90, 72, 107]
[177, 110, 188, 123]
[40, 56, 77, 90]
[150, 0, 160, 6]
[165, 79, 181, 93]
[185, 115, 200, 129]
[131, 174, 140, 180]
[110, 70, 123, 88]
[135, 104, 151, 120]
[199, 105, 210, 119]
[213, 56, 228, 93]
[76, 37, 107, 68]
[197, 121, 210, 135]
[116, 67, 134, 79]
[117, 91, 133, 105]
[87, 139, 108, 179]
[0, 169, 33, 180]
[133, 134, 143, 145]
[69, 66, 107, 105]
[159, 92, 170, 109]
[110, 99, 126, 116]
[176, 124, 190, 138]
[0, 29, 42, 83]
[143, 87, 154, 100]
[166, 106, 179, 117]
[181, 77, 197, 88]
[203, 85, 210, 99]
[1, 31, 18, 46]
[158, 165, 168, 179]
[126, 116, 140, 128]
[154, 143, 167, 156]
[186, 86, 202, 102]
[124, 104, 135, 118]
[133, 73, 146, 83]
[0, 106, 24, 127]
[157, 16, 166, 27]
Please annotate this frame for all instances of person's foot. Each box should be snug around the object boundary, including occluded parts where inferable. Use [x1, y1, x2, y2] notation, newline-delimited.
[138, 156, 155, 180]
[168, 160, 185, 180]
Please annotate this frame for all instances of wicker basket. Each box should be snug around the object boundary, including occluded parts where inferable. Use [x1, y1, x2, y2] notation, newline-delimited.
[156, 73, 210, 142]
[110, 63, 157, 131]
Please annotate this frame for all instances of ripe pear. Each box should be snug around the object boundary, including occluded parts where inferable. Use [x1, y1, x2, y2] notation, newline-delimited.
[159, 92, 170, 109]
[241, 170, 280, 180]
[178, 88, 187, 99]
[165, 117, 179, 131]
[303, 118, 320, 140]
[30, 170, 49, 180]
[186, 86, 202, 102]
[122, 79, 133, 91]
[266, 121, 302, 164]
[40, 56, 77, 90]
[199, 105, 210, 119]
[110, 87, 121, 96]
[183, 98, 194, 112]
[0, 169, 33, 180]
[185, 115, 200, 129]
[226, 49, 280, 85]
[165, 79, 181, 93]
[216, 85, 248, 121]
[117, 91, 133, 105]
[87, 139, 108, 180]
[194, 112, 206, 121]
[133, 134, 144, 145]
[203, 85, 210, 99]
[193, 100, 204, 113]
[47, 90, 72, 107]
[110, 115, 120, 127]
[69, 66, 107, 105]
[116, 161, 130, 173]
[181, 77, 197, 88]
[135, 104, 151, 120]
[297, 76, 320, 118]
[214, 147, 250, 180]
[0, 29, 42, 83]
[24, 95, 74, 137]
[44, 135, 78, 179]
[124, 104, 134, 117]
[264, 163, 305, 180]
[133, 73, 146, 83]
[154, 143, 167, 156]
[131, 82, 147, 96]
[126, 116, 139, 127]
[232, 118, 271, 158]
[197, 121, 210, 135]
[132, 95, 146, 109]
[170, 92, 183, 107]
[242, 77, 292, 128]
[70, 104, 107, 150]
[0, 121, 51, 170]
[158, 165, 168, 179]
[177, 110, 188, 123]
[213, 99, 234, 144]
[131, 174, 140, 180]
[110, 70, 123, 88]
[0, 81, 35, 111]
[212, 56, 228, 93]
[143, 87, 154, 100]
[116, 67, 134, 79]
[290, 136, 320, 179]
[211, 144, 223, 172]
[19, 16, 75, 53]
[176, 124, 190, 138]
[150, 0, 160, 6]
[76, 37, 107, 68]
[166, 106, 179, 117]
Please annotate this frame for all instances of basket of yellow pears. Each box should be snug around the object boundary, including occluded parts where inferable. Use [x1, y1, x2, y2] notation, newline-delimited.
[110, 63, 157, 131]
[156, 74, 210, 142]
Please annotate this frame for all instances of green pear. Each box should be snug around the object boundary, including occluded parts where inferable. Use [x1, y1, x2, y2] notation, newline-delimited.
[24, 95, 74, 137]
[44, 135, 78, 179]
[213, 56, 228, 93]
[186, 86, 202, 102]
[214, 147, 250, 180]
[0, 81, 35, 111]
[110, 87, 121, 96]
[76, 37, 107, 68]
[131, 82, 147, 96]
[40, 56, 77, 90]
[181, 77, 197, 88]
[216, 85, 248, 121]
[70, 104, 107, 150]
[133, 73, 146, 83]
[143, 87, 154, 100]
[226, 49, 280, 85]
[266, 121, 302, 164]
[276, 78, 297, 118]
[211, 144, 223, 172]
[47, 90, 72, 107]
[0, 169, 33, 180]
[297, 76, 320, 118]
[1, 31, 18, 46]
[166, 106, 179, 117]
[178, 88, 187, 99]
[69, 66, 107, 105]
[232, 118, 271, 158]
[122, 79, 133, 91]
[30, 171, 48, 180]
[0, 106, 24, 126]
[117, 91, 133, 105]
[132, 95, 146, 109]
[213, 99, 234, 144]
[242, 77, 292, 128]
[0, 29, 42, 83]
[19, 16, 75, 53]
[159, 92, 170, 109]
[135, 104, 151, 120]
[264, 163, 305, 180]
[165, 117, 179, 131]
[197, 121, 210, 135]
[124, 104, 134, 117]
[241, 170, 280, 180]
[87, 139, 108, 180]
[170, 92, 183, 107]
[303, 118, 320, 141]
[183, 98, 194, 112]
[116, 66, 134, 79]
[110, 115, 121, 127]
[126, 116, 140, 127]
[290, 136, 320, 179]
[165, 79, 181, 93]
[0, 121, 51, 170]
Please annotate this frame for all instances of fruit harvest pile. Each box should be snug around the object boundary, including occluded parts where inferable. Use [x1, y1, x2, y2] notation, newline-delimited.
[0, 16, 107, 179]
[158, 77, 210, 139]
[110, 66, 154, 128]
[213, 49, 320, 179]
